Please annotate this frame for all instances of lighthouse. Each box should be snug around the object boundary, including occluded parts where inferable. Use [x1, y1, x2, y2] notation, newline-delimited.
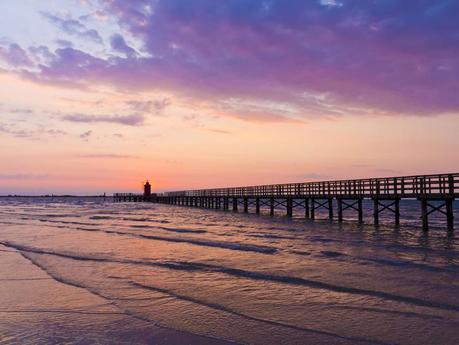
[144, 180, 151, 198]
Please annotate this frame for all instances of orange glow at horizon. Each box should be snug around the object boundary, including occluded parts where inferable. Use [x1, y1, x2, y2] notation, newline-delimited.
[1, 73, 459, 195]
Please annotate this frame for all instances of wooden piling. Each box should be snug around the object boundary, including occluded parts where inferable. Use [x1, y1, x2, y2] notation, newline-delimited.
[373, 199, 379, 225]
[395, 198, 400, 226]
[328, 198, 333, 220]
[421, 198, 428, 231]
[286, 198, 293, 217]
[446, 199, 454, 231]
[311, 199, 315, 220]
[358, 198, 363, 223]
[337, 198, 343, 222]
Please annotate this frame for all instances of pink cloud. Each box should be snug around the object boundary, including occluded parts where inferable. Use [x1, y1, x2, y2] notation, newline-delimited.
[3, 1, 459, 120]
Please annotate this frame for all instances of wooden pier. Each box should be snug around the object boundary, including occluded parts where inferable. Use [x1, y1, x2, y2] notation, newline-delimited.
[114, 173, 458, 231]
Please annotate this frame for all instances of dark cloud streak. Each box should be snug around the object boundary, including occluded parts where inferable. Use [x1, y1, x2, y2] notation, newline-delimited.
[63, 113, 145, 126]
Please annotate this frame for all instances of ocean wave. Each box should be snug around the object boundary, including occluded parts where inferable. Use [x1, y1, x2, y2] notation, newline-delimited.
[39, 219, 98, 226]
[130, 224, 207, 234]
[44, 225, 275, 254]
[129, 281, 387, 345]
[248, 233, 298, 240]
[89, 215, 114, 220]
[2, 241, 458, 313]
[122, 217, 152, 222]
[123, 232, 277, 254]
[42, 214, 77, 218]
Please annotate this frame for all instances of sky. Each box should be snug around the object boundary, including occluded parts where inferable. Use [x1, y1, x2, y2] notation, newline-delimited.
[0, 0, 458, 195]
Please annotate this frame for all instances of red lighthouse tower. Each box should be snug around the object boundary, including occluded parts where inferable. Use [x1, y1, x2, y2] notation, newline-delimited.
[144, 180, 151, 198]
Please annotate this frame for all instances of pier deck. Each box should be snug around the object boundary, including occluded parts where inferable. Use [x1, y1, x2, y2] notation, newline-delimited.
[114, 173, 458, 231]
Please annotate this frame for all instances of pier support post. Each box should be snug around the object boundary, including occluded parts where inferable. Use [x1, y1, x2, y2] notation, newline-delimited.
[286, 198, 293, 217]
[421, 198, 428, 231]
[270, 198, 275, 216]
[244, 198, 248, 213]
[256, 198, 260, 214]
[446, 199, 454, 231]
[337, 198, 343, 222]
[445, 199, 454, 231]
[305, 198, 310, 219]
[233, 198, 238, 212]
[311, 199, 315, 220]
[358, 198, 363, 223]
[328, 198, 333, 220]
[223, 197, 228, 210]
[373, 199, 379, 225]
[395, 198, 400, 226]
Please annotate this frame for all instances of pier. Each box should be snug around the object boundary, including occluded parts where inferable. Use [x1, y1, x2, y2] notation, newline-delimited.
[114, 173, 458, 231]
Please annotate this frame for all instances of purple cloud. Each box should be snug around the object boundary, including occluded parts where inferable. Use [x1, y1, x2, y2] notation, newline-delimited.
[64, 113, 145, 126]
[0, 123, 67, 138]
[77, 153, 139, 158]
[10, 108, 33, 114]
[55, 39, 74, 48]
[126, 98, 170, 114]
[207, 128, 231, 135]
[110, 34, 137, 57]
[0, 43, 33, 67]
[79, 130, 92, 139]
[41, 12, 103, 44]
[8, 1, 459, 119]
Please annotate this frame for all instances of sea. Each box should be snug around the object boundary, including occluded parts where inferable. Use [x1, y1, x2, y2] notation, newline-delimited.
[0, 197, 458, 345]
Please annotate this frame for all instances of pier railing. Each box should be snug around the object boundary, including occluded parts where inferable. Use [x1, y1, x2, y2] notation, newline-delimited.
[114, 173, 458, 230]
[162, 173, 459, 199]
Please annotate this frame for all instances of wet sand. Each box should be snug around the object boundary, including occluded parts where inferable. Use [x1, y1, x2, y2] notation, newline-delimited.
[0, 247, 235, 345]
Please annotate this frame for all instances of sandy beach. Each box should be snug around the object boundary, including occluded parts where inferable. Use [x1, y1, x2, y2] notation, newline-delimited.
[0, 245, 234, 345]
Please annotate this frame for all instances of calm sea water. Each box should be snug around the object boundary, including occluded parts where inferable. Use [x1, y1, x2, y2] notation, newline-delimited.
[0, 197, 458, 344]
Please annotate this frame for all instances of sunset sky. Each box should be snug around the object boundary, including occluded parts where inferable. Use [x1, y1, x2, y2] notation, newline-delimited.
[1, 0, 458, 195]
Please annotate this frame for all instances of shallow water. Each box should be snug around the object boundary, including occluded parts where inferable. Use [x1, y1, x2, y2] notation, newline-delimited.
[0, 197, 458, 344]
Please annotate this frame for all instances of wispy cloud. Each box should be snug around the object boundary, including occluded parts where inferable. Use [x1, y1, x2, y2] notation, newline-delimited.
[126, 98, 171, 115]
[10, 108, 33, 114]
[79, 130, 92, 139]
[0, 123, 67, 139]
[63, 113, 145, 126]
[77, 153, 139, 159]
[0, 173, 50, 180]
[110, 34, 137, 57]
[207, 128, 231, 135]
[0, 43, 33, 67]
[41, 12, 103, 44]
